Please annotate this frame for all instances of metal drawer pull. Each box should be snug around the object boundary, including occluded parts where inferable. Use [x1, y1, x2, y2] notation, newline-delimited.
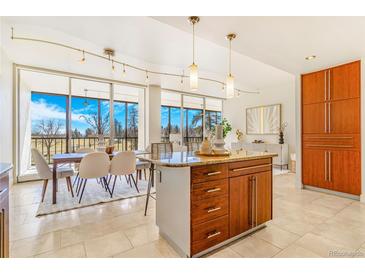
[207, 231, 221, 239]
[328, 102, 331, 133]
[324, 70, 327, 101]
[324, 151, 328, 181]
[0, 189, 5, 196]
[324, 102, 327, 133]
[207, 206, 221, 213]
[328, 151, 332, 182]
[206, 187, 221, 193]
[232, 164, 272, 172]
[206, 171, 221, 176]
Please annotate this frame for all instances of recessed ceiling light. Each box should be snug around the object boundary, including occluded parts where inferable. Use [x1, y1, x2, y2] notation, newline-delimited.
[305, 55, 316, 60]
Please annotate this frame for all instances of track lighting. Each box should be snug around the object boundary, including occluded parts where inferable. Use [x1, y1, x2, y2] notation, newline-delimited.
[145, 70, 149, 83]
[79, 50, 85, 63]
[122, 64, 126, 77]
[11, 28, 260, 96]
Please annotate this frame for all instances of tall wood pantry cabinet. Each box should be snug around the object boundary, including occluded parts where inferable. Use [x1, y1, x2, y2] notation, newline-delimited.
[301, 60, 361, 195]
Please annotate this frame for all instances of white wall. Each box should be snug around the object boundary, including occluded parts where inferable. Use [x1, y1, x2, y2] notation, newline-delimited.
[224, 79, 296, 163]
[0, 19, 296, 183]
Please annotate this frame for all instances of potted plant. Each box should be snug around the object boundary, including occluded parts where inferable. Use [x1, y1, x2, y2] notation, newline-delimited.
[221, 118, 232, 139]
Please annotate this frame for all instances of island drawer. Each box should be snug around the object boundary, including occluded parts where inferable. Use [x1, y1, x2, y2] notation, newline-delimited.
[191, 215, 229, 255]
[191, 179, 228, 201]
[191, 163, 228, 184]
[191, 195, 228, 225]
[228, 158, 272, 177]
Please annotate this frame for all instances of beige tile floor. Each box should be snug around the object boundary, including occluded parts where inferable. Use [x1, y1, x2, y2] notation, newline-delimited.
[9, 173, 365, 258]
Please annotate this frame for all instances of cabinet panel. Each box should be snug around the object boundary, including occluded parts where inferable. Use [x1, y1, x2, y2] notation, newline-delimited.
[302, 149, 329, 189]
[254, 171, 272, 226]
[302, 103, 326, 134]
[229, 175, 251, 237]
[302, 70, 326, 104]
[191, 215, 229, 255]
[330, 150, 361, 195]
[191, 195, 228, 225]
[191, 164, 228, 184]
[328, 98, 360, 134]
[330, 61, 360, 101]
[191, 179, 228, 201]
[0, 190, 9, 258]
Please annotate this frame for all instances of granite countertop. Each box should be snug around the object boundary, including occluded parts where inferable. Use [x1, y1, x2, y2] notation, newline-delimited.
[137, 150, 277, 167]
[0, 163, 13, 175]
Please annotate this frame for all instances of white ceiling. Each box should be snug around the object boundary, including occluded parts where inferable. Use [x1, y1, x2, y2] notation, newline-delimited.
[154, 16, 365, 74]
[4, 16, 293, 91]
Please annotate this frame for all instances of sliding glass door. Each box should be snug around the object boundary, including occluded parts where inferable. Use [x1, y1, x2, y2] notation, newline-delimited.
[160, 92, 223, 145]
[17, 68, 145, 180]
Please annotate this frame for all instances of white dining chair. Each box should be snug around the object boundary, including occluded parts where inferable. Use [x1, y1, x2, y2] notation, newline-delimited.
[77, 152, 111, 203]
[73, 147, 95, 187]
[31, 148, 75, 202]
[109, 151, 139, 195]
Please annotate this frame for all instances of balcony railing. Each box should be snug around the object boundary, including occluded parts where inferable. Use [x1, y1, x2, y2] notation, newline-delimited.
[31, 136, 138, 164]
[160, 136, 203, 144]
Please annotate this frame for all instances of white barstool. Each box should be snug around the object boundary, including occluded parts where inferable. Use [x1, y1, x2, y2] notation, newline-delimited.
[77, 152, 111, 203]
[31, 148, 74, 202]
[109, 151, 139, 195]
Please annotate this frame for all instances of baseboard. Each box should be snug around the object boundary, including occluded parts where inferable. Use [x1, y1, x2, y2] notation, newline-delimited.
[360, 194, 365, 204]
[304, 185, 360, 201]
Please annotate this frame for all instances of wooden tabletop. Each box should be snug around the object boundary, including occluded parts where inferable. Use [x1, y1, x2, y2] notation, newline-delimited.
[53, 150, 149, 162]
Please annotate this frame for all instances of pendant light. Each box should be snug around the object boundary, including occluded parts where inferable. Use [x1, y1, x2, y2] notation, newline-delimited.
[83, 88, 89, 107]
[225, 33, 236, 99]
[188, 16, 200, 91]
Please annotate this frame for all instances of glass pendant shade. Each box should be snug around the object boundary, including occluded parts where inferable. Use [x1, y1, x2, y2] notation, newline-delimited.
[189, 63, 198, 91]
[226, 74, 235, 99]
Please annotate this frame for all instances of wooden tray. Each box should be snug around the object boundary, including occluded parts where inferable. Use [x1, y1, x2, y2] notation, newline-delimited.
[195, 151, 231, 157]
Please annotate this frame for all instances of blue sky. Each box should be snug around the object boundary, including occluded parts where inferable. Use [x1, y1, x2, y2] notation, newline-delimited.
[31, 93, 131, 135]
[31, 93, 217, 136]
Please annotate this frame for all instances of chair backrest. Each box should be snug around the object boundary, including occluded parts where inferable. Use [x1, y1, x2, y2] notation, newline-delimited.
[76, 147, 94, 154]
[79, 152, 110, 179]
[110, 151, 136, 176]
[31, 148, 52, 179]
[187, 142, 201, 152]
[151, 142, 173, 154]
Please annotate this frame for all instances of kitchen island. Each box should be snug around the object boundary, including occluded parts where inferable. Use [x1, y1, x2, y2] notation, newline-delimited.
[138, 150, 277, 257]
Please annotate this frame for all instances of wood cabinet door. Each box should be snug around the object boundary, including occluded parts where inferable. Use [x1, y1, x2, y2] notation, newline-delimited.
[330, 61, 360, 101]
[254, 171, 272, 226]
[0, 191, 9, 258]
[328, 98, 360, 134]
[302, 149, 329, 189]
[329, 150, 361, 195]
[302, 103, 326, 134]
[229, 175, 251, 237]
[302, 70, 326, 104]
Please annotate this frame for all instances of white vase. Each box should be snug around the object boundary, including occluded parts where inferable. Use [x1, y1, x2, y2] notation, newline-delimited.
[200, 137, 212, 154]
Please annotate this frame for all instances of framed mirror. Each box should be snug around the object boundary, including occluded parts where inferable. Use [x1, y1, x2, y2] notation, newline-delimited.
[246, 104, 281, 135]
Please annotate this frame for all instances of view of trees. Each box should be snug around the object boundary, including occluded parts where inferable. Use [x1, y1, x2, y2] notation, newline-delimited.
[161, 106, 222, 142]
[31, 92, 139, 162]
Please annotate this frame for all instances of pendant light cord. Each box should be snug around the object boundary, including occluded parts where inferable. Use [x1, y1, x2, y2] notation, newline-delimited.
[229, 39, 232, 76]
[193, 23, 195, 64]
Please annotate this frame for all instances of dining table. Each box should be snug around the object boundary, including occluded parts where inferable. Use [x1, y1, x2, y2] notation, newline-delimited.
[51, 150, 149, 204]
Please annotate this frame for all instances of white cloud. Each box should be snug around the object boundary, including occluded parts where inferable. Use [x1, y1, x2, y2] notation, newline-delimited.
[31, 99, 66, 121]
